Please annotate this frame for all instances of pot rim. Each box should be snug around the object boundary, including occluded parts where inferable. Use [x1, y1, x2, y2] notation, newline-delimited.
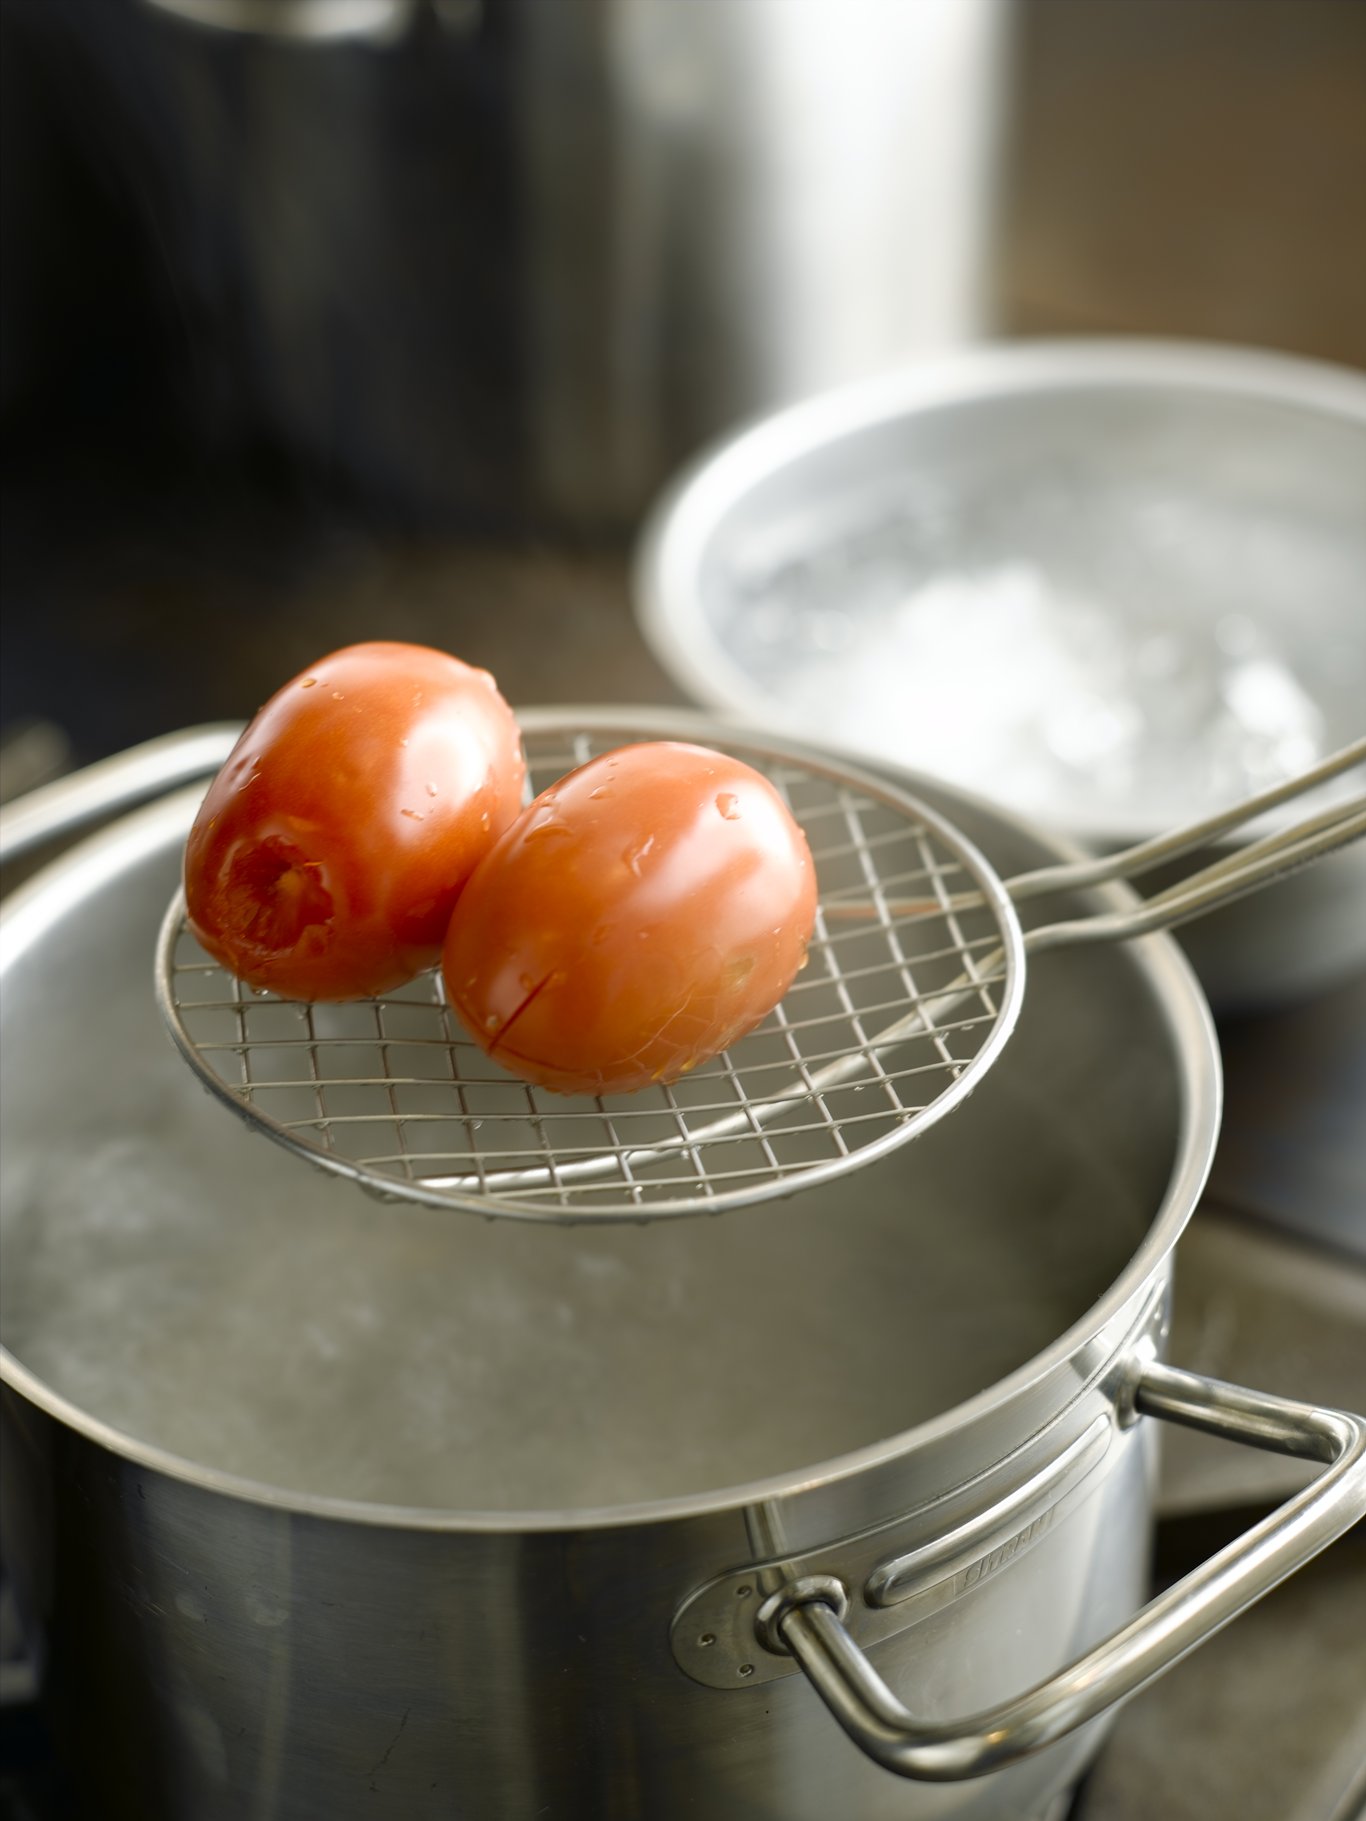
[0, 725, 1223, 1534]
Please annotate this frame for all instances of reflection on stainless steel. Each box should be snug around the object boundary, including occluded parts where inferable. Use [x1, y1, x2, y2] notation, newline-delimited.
[673, 1404, 1118, 1692]
[773, 1364, 1366, 1781]
[138, 0, 421, 38]
[865, 1414, 1112, 1609]
[519, 0, 1011, 525]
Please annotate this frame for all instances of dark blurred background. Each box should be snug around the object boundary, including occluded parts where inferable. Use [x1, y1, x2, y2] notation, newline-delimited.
[1, 0, 1364, 779]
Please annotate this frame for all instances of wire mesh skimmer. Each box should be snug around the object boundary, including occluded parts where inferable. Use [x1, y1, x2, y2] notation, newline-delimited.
[156, 712, 1366, 1224]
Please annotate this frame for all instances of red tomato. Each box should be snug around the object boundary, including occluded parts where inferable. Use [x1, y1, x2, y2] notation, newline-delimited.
[442, 742, 818, 1095]
[185, 642, 525, 1000]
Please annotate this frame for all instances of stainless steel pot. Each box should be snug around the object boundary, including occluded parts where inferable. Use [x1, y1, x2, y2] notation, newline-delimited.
[1, 716, 1362, 1821]
[10, 0, 1009, 527]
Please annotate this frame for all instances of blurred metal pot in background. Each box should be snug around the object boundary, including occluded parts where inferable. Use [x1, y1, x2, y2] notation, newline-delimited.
[514, 0, 1012, 527]
[4, 0, 1012, 528]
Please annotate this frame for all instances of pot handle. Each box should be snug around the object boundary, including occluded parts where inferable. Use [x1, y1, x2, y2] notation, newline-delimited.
[0, 725, 243, 867]
[768, 1360, 1366, 1782]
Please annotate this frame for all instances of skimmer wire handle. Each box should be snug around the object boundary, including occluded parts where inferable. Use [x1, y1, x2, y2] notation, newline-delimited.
[1006, 738, 1366, 953]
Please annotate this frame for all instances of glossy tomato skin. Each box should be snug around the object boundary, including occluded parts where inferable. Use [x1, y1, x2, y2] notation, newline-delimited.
[442, 742, 818, 1095]
[185, 642, 525, 1000]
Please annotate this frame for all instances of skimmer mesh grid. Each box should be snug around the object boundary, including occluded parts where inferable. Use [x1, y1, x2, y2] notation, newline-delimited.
[157, 721, 1023, 1221]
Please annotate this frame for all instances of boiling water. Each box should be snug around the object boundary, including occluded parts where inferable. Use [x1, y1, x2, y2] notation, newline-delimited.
[0, 826, 1168, 1514]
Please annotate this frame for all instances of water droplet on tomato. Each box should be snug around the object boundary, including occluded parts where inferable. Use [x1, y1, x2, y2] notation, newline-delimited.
[301, 678, 318, 689]
[331, 691, 344, 701]
[589, 786, 610, 800]
[401, 808, 425, 821]
[485, 1014, 499, 1030]
[426, 782, 439, 797]
[716, 793, 740, 820]
[623, 835, 656, 875]
[480, 811, 490, 830]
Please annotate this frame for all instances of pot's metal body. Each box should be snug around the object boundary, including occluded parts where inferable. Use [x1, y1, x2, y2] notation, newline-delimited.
[3, 1373, 1156, 1821]
[0, 720, 1360, 1821]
